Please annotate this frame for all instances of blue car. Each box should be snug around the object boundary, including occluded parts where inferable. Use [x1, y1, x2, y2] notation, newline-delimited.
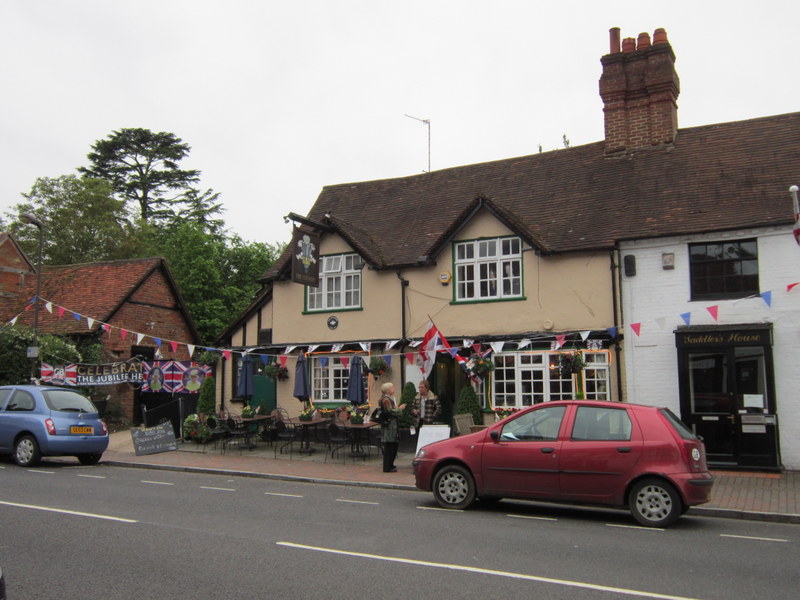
[0, 385, 109, 467]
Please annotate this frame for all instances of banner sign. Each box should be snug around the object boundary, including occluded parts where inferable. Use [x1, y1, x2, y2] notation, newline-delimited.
[291, 228, 320, 287]
[40, 361, 210, 393]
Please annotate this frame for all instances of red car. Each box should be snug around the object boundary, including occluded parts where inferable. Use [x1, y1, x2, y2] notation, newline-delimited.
[413, 400, 713, 527]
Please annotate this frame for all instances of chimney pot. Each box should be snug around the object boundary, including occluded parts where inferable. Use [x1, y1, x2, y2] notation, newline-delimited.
[637, 32, 651, 49]
[621, 37, 636, 53]
[609, 27, 621, 53]
[653, 28, 668, 45]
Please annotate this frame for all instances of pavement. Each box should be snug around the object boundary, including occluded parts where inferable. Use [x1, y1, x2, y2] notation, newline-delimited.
[97, 429, 800, 525]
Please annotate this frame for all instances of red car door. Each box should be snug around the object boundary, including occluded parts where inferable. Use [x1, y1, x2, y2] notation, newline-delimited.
[559, 404, 643, 504]
[481, 404, 567, 499]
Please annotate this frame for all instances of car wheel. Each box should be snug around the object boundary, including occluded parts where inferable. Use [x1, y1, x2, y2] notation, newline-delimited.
[433, 465, 476, 509]
[629, 478, 682, 527]
[77, 453, 103, 466]
[14, 435, 41, 467]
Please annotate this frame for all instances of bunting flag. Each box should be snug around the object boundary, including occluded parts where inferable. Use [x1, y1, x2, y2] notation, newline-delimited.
[405, 352, 416, 364]
[73, 311, 81, 321]
[706, 305, 719, 321]
[120, 329, 128, 340]
[462, 339, 473, 348]
[284, 345, 297, 354]
[307, 344, 320, 353]
[607, 327, 618, 339]
[45, 302, 53, 313]
[630, 323, 642, 336]
[279, 355, 288, 367]
[222, 350, 232, 360]
[260, 354, 268, 365]
[169, 341, 178, 353]
[385, 340, 400, 351]
[554, 334, 566, 350]
[579, 330, 591, 341]
[331, 343, 343, 353]
[87, 317, 95, 329]
[359, 341, 372, 352]
[788, 282, 799, 292]
[136, 333, 145, 344]
[153, 337, 162, 347]
[340, 357, 350, 369]
[760, 291, 772, 307]
[186, 344, 195, 357]
[319, 356, 328, 368]
[101, 323, 111, 334]
[447, 347, 459, 357]
[680, 312, 691, 326]
[517, 338, 531, 349]
[384, 354, 392, 367]
[490, 341, 505, 354]
[58, 306, 66, 318]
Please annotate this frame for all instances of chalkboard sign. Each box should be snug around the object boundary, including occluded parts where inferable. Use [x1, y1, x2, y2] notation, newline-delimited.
[415, 424, 451, 455]
[131, 422, 178, 456]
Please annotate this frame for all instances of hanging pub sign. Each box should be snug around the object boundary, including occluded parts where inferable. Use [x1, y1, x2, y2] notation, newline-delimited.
[291, 227, 320, 287]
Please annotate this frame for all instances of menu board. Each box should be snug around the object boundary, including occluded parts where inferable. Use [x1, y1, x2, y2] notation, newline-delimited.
[131, 422, 178, 455]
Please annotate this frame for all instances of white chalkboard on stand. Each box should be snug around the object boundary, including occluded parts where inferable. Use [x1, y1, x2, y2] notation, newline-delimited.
[415, 424, 451, 455]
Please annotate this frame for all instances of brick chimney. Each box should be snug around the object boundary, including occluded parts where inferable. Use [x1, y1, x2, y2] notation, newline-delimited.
[599, 27, 680, 155]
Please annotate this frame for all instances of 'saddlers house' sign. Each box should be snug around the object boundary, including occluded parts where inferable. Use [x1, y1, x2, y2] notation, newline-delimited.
[676, 327, 771, 348]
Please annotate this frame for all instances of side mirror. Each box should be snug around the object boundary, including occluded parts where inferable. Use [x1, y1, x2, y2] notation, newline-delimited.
[490, 430, 500, 441]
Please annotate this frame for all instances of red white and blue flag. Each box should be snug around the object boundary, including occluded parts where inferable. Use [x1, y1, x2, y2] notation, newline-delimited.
[418, 320, 452, 378]
[793, 210, 800, 247]
[40, 363, 78, 386]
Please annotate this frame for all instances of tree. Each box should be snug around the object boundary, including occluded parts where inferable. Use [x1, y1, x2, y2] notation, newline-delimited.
[456, 385, 482, 425]
[5, 175, 145, 265]
[143, 221, 282, 342]
[0, 326, 82, 385]
[78, 128, 202, 222]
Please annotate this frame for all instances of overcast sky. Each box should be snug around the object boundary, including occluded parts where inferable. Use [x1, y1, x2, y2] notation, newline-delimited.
[2, 1, 798, 247]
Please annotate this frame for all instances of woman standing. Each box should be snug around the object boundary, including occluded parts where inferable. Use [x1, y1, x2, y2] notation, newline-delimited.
[379, 382, 406, 473]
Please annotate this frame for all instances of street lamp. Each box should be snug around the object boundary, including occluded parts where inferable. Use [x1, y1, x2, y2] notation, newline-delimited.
[19, 212, 44, 382]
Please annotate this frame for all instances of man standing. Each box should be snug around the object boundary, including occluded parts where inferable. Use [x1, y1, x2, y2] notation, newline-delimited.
[412, 379, 441, 428]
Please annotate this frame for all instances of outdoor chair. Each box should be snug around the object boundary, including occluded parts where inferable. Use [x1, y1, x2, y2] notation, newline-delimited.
[325, 422, 349, 464]
[223, 417, 252, 454]
[274, 419, 299, 458]
[205, 414, 229, 451]
[453, 413, 475, 436]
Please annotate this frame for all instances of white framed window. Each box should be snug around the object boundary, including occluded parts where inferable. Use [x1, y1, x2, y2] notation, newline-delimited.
[311, 357, 349, 402]
[583, 352, 610, 400]
[454, 236, 522, 301]
[307, 253, 362, 311]
[491, 351, 611, 408]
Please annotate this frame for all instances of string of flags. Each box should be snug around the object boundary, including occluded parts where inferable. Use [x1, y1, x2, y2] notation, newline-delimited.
[4, 280, 798, 364]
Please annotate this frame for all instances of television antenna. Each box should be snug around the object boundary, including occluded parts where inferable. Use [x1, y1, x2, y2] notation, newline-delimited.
[404, 114, 430, 172]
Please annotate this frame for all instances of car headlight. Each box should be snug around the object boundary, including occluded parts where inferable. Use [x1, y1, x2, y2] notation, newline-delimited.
[415, 448, 427, 460]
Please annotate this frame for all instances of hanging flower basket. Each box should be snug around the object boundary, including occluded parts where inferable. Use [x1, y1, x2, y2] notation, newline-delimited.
[368, 356, 390, 378]
[467, 353, 495, 378]
[558, 352, 586, 376]
[264, 363, 289, 381]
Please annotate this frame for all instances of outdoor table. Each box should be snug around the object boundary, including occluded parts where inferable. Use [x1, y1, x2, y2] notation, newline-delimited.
[341, 421, 378, 459]
[287, 417, 332, 453]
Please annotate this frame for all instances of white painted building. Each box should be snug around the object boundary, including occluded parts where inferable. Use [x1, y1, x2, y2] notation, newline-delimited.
[620, 225, 800, 469]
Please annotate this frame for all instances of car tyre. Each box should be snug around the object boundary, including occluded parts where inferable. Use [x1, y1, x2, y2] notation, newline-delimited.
[433, 465, 476, 509]
[14, 435, 41, 467]
[77, 453, 103, 466]
[629, 478, 682, 527]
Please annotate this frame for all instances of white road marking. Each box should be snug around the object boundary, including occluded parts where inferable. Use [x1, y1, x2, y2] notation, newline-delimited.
[336, 499, 379, 505]
[277, 541, 702, 600]
[200, 486, 235, 492]
[607, 523, 665, 531]
[27, 469, 54, 474]
[141, 480, 175, 486]
[507, 514, 558, 522]
[720, 534, 788, 543]
[265, 492, 304, 498]
[416, 506, 464, 512]
[77, 474, 106, 479]
[0, 500, 137, 523]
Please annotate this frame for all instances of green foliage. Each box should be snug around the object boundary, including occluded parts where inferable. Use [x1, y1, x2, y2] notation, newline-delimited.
[398, 382, 418, 428]
[5, 175, 143, 264]
[0, 326, 81, 385]
[142, 221, 282, 341]
[196, 376, 216, 415]
[456, 385, 482, 426]
[78, 128, 202, 222]
[182, 414, 210, 443]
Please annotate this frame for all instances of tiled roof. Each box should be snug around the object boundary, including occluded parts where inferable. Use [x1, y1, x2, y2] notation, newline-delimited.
[265, 112, 800, 278]
[2, 257, 168, 334]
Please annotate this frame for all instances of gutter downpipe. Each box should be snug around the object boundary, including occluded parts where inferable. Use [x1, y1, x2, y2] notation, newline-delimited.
[610, 249, 624, 402]
[397, 270, 409, 390]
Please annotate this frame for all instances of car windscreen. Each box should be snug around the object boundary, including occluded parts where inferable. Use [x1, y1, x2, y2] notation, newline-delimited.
[41, 389, 98, 413]
[659, 408, 697, 440]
